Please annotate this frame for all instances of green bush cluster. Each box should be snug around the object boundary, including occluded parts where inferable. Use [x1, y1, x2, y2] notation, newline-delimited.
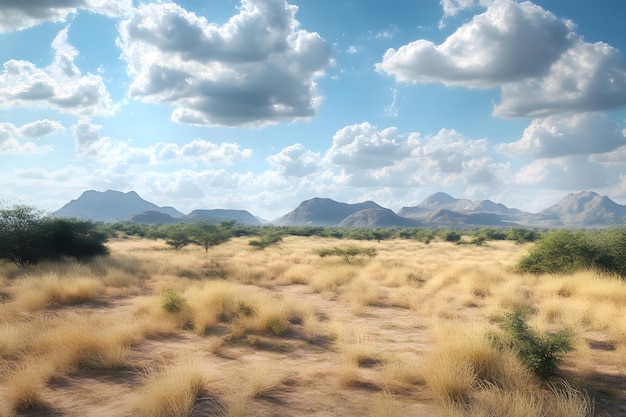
[0, 204, 108, 268]
[315, 245, 377, 264]
[249, 233, 283, 250]
[516, 227, 626, 277]
[491, 309, 573, 380]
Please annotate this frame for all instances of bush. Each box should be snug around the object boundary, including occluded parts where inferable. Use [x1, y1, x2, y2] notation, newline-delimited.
[249, 233, 283, 250]
[492, 309, 573, 380]
[0, 205, 108, 268]
[441, 230, 462, 243]
[315, 245, 377, 264]
[516, 227, 626, 277]
[162, 290, 187, 313]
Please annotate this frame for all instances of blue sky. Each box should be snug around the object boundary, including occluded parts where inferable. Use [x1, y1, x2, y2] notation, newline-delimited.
[1, 0, 625, 220]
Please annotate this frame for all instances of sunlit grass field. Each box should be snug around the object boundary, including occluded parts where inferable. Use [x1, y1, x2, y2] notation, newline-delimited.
[0, 235, 624, 416]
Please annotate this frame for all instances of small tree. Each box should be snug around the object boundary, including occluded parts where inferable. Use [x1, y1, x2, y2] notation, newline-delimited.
[164, 225, 193, 250]
[316, 245, 377, 264]
[0, 205, 108, 268]
[190, 222, 230, 252]
[0, 205, 45, 268]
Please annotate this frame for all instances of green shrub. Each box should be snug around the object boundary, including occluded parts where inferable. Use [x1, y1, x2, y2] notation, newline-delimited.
[162, 290, 186, 313]
[0, 205, 108, 268]
[515, 227, 626, 277]
[492, 309, 573, 380]
[267, 316, 288, 336]
[441, 230, 462, 243]
[315, 245, 377, 264]
[249, 233, 283, 250]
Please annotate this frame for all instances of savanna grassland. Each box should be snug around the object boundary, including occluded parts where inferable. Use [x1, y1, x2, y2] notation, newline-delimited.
[0, 235, 625, 416]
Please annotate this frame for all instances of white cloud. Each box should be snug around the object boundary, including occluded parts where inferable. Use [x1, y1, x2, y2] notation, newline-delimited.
[0, 122, 54, 154]
[322, 123, 503, 191]
[73, 121, 150, 162]
[17, 119, 65, 138]
[0, 28, 116, 117]
[378, 1, 572, 88]
[117, 0, 332, 127]
[513, 155, 619, 190]
[498, 113, 626, 158]
[73, 121, 252, 167]
[325, 122, 410, 169]
[495, 40, 626, 117]
[267, 143, 320, 177]
[156, 140, 253, 166]
[440, 0, 490, 17]
[0, 0, 133, 33]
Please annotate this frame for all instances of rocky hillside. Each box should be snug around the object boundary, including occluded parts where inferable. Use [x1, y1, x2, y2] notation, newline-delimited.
[53, 190, 183, 223]
[53, 189, 626, 228]
[337, 208, 422, 228]
[275, 198, 384, 226]
[540, 191, 626, 227]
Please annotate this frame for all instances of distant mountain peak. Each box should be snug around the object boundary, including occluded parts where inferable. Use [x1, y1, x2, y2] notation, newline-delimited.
[541, 191, 626, 226]
[421, 192, 458, 206]
[53, 190, 183, 223]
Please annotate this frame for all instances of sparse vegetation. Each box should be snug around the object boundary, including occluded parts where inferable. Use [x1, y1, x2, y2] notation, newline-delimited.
[0, 204, 108, 268]
[316, 244, 377, 264]
[492, 308, 574, 380]
[0, 233, 620, 416]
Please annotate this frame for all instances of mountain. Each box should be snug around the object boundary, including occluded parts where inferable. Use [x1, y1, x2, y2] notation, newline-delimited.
[129, 211, 178, 224]
[540, 191, 626, 227]
[184, 209, 261, 226]
[399, 192, 520, 218]
[53, 190, 184, 223]
[276, 198, 384, 226]
[338, 208, 422, 228]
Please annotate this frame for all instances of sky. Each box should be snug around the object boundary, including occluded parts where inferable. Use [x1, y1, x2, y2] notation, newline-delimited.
[1, 0, 626, 220]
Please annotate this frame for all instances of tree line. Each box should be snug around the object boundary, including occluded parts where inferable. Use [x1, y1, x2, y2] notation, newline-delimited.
[6, 202, 625, 278]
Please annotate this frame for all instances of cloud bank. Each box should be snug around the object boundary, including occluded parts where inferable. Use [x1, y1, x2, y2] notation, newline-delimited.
[117, 0, 332, 127]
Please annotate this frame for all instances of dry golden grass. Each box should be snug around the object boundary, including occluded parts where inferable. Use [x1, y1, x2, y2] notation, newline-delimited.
[131, 359, 209, 417]
[0, 235, 620, 416]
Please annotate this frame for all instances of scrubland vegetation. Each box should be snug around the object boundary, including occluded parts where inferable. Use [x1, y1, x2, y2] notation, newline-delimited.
[1, 217, 626, 415]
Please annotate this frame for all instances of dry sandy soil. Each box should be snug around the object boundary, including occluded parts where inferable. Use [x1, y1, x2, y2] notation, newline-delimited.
[1, 236, 625, 416]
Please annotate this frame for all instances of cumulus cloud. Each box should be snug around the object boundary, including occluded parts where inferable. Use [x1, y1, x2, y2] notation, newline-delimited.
[156, 140, 252, 166]
[378, 1, 573, 88]
[325, 122, 411, 169]
[0, 28, 115, 117]
[380, 1, 626, 118]
[414, 128, 489, 173]
[267, 143, 320, 176]
[498, 113, 626, 158]
[73, 121, 252, 167]
[513, 155, 618, 190]
[0, 122, 54, 154]
[0, 0, 133, 32]
[495, 40, 626, 117]
[440, 0, 491, 17]
[117, 0, 332, 127]
[17, 119, 65, 138]
[322, 123, 503, 190]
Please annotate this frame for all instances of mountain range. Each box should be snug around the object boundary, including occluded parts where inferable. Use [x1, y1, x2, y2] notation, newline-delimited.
[52, 189, 626, 229]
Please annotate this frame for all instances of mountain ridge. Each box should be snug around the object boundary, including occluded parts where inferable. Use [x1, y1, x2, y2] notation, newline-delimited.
[52, 190, 626, 229]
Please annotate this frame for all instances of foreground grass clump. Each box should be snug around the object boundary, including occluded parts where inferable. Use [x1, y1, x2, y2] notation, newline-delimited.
[132, 360, 209, 417]
[424, 323, 592, 416]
